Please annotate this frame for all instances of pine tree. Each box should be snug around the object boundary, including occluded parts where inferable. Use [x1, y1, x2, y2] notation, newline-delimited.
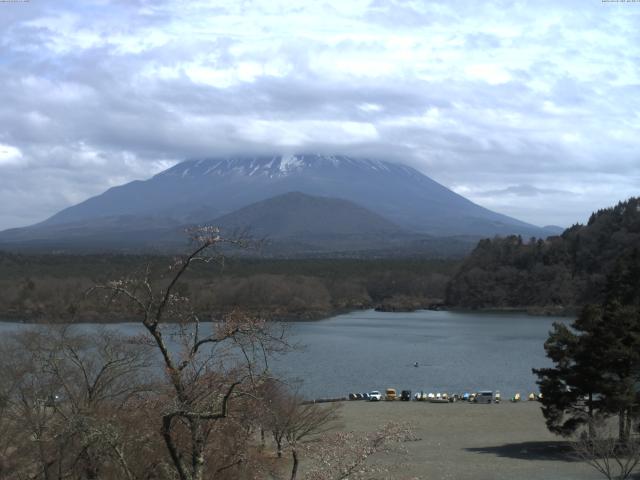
[534, 250, 640, 440]
[533, 307, 605, 438]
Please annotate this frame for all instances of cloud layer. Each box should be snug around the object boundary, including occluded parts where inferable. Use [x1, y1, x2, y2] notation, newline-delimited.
[1, 0, 639, 229]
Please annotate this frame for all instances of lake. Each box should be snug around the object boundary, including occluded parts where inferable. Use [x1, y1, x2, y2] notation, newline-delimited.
[276, 309, 564, 399]
[0, 309, 565, 399]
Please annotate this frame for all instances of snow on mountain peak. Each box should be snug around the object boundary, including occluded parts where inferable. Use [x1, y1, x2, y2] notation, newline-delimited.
[279, 154, 304, 173]
[158, 154, 421, 180]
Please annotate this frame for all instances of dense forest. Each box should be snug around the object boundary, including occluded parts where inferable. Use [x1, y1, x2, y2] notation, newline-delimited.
[4, 197, 639, 321]
[446, 197, 640, 312]
[0, 253, 457, 322]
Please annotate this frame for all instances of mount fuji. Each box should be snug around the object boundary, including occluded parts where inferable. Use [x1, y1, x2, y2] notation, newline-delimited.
[0, 154, 556, 254]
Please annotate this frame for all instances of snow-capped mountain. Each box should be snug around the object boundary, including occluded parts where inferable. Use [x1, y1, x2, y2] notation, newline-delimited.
[157, 154, 423, 180]
[0, 154, 551, 253]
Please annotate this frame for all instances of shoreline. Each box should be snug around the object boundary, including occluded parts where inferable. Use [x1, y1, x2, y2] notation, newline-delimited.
[0, 303, 575, 324]
[0, 308, 354, 325]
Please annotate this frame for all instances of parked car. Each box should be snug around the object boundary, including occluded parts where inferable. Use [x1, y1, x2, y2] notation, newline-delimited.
[355, 393, 363, 400]
[428, 393, 449, 403]
[475, 391, 494, 404]
[369, 390, 382, 401]
[385, 388, 397, 401]
[400, 390, 412, 401]
[348, 393, 357, 400]
[362, 392, 370, 401]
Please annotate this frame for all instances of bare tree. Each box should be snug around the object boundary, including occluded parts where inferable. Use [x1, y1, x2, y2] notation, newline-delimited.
[259, 381, 340, 480]
[0, 336, 32, 479]
[90, 227, 288, 480]
[0, 326, 157, 480]
[573, 420, 640, 480]
[284, 401, 340, 480]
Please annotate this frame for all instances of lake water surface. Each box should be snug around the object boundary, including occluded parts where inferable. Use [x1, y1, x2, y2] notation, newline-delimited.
[276, 309, 565, 398]
[0, 310, 566, 399]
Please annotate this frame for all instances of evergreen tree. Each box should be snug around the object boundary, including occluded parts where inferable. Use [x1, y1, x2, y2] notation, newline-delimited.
[593, 306, 640, 441]
[533, 307, 605, 437]
[534, 250, 640, 440]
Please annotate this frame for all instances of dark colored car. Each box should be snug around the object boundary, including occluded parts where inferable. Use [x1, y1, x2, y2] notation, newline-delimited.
[400, 390, 412, 401]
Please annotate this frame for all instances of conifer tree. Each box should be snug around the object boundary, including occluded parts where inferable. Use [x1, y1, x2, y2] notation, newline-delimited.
[533, 307, 605, 437]
[534, 250, 640, 440]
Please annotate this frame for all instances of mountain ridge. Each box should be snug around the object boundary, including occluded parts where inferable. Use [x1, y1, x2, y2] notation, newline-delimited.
[1, 154, 554, 254]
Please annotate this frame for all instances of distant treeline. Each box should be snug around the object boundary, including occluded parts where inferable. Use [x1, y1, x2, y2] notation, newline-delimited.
[446, 197, 640, 312]
[0, 253, 458, 322]
[7, 198, 638, 321]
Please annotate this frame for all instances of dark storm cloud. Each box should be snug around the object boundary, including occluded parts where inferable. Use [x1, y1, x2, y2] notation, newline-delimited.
[0, 0, 638, 229]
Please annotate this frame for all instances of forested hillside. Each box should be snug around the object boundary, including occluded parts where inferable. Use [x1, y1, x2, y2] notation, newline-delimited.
[0, 253, 457, 322]
[446, 198, 640, 312]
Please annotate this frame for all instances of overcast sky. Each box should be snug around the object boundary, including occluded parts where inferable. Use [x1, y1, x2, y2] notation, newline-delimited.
[1, 0, 638, 230]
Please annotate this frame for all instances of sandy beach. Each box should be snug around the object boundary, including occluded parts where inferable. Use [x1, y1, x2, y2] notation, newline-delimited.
[335, 400, 605, 480]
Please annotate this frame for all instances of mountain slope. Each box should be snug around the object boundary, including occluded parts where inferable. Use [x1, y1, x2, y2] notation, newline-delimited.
[0, 192, 477, 257]
[36, 154, 544, 237]
[211, 192, 404, 239]
[206, 192, 436, 255]
[0, 154, 552, 254]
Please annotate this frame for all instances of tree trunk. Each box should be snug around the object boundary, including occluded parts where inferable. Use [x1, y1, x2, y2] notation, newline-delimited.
[79, 447, 101, 480]
[290, 448, 299, 480]
[162, 415, 189, 480]
[588, 393, 594, 439]
[624, 408, 632, 442]
[191, 420, 206, 480]
[37, 433, 51, 480]
[619, 409, 627, 443]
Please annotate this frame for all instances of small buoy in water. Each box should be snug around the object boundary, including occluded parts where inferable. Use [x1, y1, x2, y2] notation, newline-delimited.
[414, 362, 419, 367]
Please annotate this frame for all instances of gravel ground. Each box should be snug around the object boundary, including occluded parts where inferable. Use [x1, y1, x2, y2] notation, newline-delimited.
[335, 400, 607, 480]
